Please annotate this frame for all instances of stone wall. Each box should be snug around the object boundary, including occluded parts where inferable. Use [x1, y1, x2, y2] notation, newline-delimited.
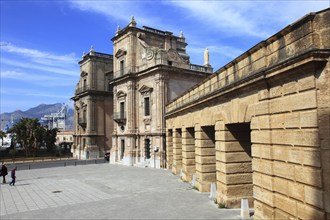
[165, 9, 330, 219]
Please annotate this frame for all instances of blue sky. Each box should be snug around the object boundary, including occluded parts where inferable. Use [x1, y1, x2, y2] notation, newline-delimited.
[0, 0, 329, 114]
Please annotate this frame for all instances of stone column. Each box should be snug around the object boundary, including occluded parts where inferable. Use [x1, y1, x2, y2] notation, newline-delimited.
[215, 121, 253, 208]
[172, 128, 182, 175]
[182, 127, 195, 181]
[195, 124, 216, 192]
[126, 81, 135, 165]
[166, 129, 173, 169]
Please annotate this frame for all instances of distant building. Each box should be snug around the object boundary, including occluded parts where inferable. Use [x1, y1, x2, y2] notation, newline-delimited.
[110, 17, 212, 167]
[56, 130, 74, 146]
[71, 48, 113, 159]
[0, 133, 12, 148]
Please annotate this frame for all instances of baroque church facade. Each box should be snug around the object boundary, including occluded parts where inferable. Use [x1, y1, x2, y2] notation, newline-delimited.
[72, 17, 212, 164]
[71, 49, 114, 159]
[110, 17, 212, 167]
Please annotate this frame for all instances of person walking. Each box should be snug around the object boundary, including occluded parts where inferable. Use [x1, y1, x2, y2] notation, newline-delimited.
[0, 163, 8, 183]
[9, 166, 17, 186]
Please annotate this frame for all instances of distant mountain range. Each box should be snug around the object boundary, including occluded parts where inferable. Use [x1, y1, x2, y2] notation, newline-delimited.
[0, 103, 74, 131]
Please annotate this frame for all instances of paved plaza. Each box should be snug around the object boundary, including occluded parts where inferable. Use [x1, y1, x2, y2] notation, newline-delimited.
[0, 163, 248, 219]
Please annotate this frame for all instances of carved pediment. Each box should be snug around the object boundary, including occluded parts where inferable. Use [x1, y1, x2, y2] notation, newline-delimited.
[139, 85, 153, 95]
[116, 90, 127, 99]
[76, 100, 87, 109]
[80, 71, 88, 77]
[115, 49, 127, 58]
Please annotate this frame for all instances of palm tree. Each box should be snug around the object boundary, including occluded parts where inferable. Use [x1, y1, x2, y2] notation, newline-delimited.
[9, 118, 41, 156]
[8, 118, 57, 157]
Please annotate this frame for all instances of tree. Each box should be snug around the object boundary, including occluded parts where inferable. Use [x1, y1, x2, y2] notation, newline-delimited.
[8, 118, 48, 157]
[44, 128, 58, 154]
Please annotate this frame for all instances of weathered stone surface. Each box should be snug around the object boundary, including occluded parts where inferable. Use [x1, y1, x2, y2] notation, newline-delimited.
[196, 155, 216, 164]
[254, 186, 275, 207]
[195, 147, 216, 156]
[216, 162, 252, 174]
[297, 202, 325, 220]
[182, 151, 195, 158]
[295, 165, 322, 187]
[195, 139, 215, 147]
[298, 75, 315, 91]
[216, 151, 251, 163]
[304, 185, 324, 209]
[181, 138, 195, 145]
[182, 158, 196, 166]
[196, 163, 216, 173]
[275, 194, 296, 216]
[216, 141, 248, 152]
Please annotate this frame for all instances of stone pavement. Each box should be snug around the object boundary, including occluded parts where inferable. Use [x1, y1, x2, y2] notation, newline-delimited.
[0, 164, 249, 219]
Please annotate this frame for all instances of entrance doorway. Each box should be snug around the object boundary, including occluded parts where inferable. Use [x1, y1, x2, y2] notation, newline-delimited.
[145, 139, 151, 159]
[120, 139, 125, 160]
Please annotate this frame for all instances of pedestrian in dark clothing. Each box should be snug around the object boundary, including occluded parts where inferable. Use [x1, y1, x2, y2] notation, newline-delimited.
[9, 166, 17, 186]
[0, 163, 8, 183]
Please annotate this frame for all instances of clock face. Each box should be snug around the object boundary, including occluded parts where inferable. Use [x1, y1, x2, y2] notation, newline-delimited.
[147, 49, 154, 60]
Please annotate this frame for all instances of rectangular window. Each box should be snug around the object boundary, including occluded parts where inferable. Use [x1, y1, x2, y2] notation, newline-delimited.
[83, 79, 87, 90]
[144, 97, 150, 116]
[120, 60, 124, 76]
[145, 139, 151, 159]
[121, 139, 125, 160]
[120, 102, 125, 119]
[83, 110, 86, 122]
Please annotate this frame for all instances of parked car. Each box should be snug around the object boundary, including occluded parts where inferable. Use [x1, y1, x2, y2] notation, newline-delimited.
[104, 152, 110, 161]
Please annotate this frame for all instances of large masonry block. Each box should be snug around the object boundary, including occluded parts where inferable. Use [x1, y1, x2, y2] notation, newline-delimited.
[172, 128, 182, 175]
[195, 126, 216, 192]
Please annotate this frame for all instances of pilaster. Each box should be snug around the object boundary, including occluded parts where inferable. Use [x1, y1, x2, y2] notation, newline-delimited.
[182, 127, 195, 181]
[195, 124, 216, 192]
[172, 128, 182, 175]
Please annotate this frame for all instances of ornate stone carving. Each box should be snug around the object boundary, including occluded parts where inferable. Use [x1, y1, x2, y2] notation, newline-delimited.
[80, 71, 88, 77]
[168, 48, 177, 60]
[116, 90, 127, 100]
[139, 85, 153, 95]
[147, 49, 154, 60]
[143, 117, 151, 125]
[115, 49, 127, 58]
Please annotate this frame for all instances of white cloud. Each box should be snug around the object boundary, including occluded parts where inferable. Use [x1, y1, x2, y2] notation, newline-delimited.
[68, 1, 180, 34]
[1, 42, 78, 65]
[1, 87, 72, 99]
[1, 57, 78, 76]
[1, 70, 76, 86]
[69, 1, 156, 27]
[0, 42, 79, 78]
[168, 1, 329, 38]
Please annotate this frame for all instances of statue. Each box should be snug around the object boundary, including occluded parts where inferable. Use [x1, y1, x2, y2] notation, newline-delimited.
[116, 25, 121, 35]
[129, 16, 137, 27]
[204, 48, 210, 66]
